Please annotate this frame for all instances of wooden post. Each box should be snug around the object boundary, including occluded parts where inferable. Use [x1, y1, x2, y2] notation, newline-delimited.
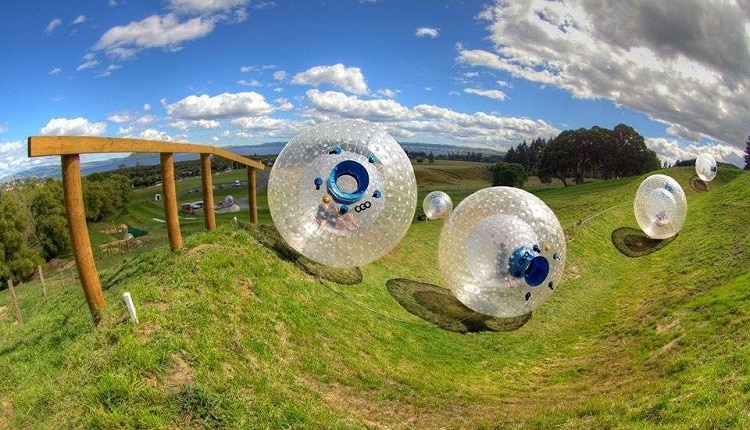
[38, 265, 47, 297]
[8, 279, 22, 324]
[201, 154, 216, 231]
[62, 154, 106, 322]
[248, 167, 258, 223]
[160, 153, 183, 251]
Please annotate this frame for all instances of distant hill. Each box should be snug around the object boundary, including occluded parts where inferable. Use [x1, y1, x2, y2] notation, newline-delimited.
[3, 141, 504, 182]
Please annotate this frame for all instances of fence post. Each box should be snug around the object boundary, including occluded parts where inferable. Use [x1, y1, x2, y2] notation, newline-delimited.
[201, 154, 216, 231]
[8, 279, 22, 324]
[160, 153, 183, 251]
[248, 167, 258, 223]
[38, 265, 47, 297]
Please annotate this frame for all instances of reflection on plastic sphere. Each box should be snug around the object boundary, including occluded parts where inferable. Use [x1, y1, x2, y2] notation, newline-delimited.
[634, 174, 687, 239]
[423, 191, 453, 220]
[438, 187, 566, 318]
[267, 119, 417, 268]
[695, 153, 717, 182]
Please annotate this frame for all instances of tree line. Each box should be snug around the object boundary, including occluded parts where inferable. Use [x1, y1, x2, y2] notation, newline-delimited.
[493, 124, 662, 187]
[1, 174, 131, 287]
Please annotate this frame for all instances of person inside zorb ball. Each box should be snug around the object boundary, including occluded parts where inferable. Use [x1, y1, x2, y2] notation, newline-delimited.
[267, 119, 417, 268]
[438, 187, 566, 318]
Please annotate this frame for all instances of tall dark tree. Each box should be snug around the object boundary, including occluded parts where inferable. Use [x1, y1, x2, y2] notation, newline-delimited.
[490, 162, 528, 188]
[30, 180, 70, 260]
[0, 191, 42, 285]
[745, 135, 750, 170]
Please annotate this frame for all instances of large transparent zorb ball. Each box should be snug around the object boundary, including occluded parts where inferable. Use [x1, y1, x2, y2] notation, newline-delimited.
[634, 174, 687, 239]
[423, 191, 453, 220]
[695, 153, 717, 182]
[438, 187, 566, 318]
[268, 120, 417, 268]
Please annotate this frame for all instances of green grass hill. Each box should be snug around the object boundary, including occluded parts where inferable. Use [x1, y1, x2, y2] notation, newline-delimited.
[1, 166, 749, 429]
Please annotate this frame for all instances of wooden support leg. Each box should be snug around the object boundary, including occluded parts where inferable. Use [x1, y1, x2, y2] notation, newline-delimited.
[62, 154, 105, 323]
[248, 167, 258, 223]
[160, 153, 183, 251]
[201, 154, 216, 231]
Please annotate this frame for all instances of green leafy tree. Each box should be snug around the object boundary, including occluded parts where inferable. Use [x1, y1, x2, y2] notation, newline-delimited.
[0, 191, 43, 284]
[491, 162, 528, 188]
[31, 180, 70, 260]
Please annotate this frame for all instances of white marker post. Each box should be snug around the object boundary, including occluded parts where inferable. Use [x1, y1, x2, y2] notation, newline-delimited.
[122, 292, 139, 324]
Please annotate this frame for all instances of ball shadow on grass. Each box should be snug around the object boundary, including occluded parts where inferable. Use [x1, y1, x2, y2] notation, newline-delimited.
[688, 174, 709, 193]
[611, 227, 678, 258]
[386, 278, 532, 333]
[240, 222, 363, 285]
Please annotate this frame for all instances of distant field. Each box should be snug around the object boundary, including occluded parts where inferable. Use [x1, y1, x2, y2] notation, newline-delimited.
[2, 165, 749, 428]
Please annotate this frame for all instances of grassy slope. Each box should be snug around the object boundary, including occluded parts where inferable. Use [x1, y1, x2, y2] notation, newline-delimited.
[1, 166, 749, 429]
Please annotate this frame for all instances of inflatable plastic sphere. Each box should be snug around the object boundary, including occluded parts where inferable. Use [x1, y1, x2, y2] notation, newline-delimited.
[268, 120, 417, 268]
[423, 191, 453, 220]
[634, 174, 687, 239]
[438, 187, 566, 318]
[695, 153, 717, 182]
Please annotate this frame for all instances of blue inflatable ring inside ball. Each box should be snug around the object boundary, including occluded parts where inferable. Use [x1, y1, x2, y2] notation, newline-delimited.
[327, 160, 370, 204]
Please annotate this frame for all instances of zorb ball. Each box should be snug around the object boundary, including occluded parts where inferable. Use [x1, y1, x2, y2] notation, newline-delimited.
[423, 191, 453, 220]
[267, 120, 417, 268]
[633, 174, 687, 239]
[438, 187, 566, 318]
[695, 153, 717, 182]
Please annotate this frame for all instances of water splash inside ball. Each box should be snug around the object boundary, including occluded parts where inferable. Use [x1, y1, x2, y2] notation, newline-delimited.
[695, 153, 717, 182]
[268, 120, 417, 268]
[633, 174, 687, 239]
[438, 187, 566, 318]
[422, 191, 453, 220]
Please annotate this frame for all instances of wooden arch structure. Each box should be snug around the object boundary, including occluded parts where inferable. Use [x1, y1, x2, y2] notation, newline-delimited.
[27, 136, 265, 323]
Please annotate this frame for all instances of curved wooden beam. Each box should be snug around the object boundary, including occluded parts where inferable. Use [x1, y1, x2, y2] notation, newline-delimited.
[28, 135, 264, 170]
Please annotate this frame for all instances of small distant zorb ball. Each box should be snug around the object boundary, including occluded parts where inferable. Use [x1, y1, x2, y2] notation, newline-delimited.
[423, 191, 453, 220]
[634, 174, 687, 239]
[695, 153, 717, 182]
[438, 187, 566, 318]
[268, 119, 417, 268]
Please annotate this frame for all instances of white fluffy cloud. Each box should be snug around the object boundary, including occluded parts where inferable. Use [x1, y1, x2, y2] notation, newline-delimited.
[165, 92, 274, 119]
[94, 13, 215, 60]
[459, 0, 750, 151]
[464, 88, 508, 101]
[169, 0, 248, 14]
[238, 79, 261, 87]
[415, 27, 439, 38]
[303, 89, 559, 147]
[646, 137, 745, 167]
[45, 18, 62, 34]
[291, 64, 369, 95]
[77, 53, 98, 71]
[72, 15, 87, 25]
[40, 117, 107, 136]
[273, 70, 287, 81]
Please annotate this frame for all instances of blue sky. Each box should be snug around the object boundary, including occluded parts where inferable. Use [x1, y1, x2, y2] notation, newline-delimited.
[1, 0, 748, 180]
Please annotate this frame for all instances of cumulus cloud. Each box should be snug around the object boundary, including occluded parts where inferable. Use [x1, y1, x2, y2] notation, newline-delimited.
[165, 92, 274, 119]
[40, 117, 107, 136]
[238, 79, 261, 87]
[377, 88, 399, 98]
[291, 64, 369, 95]
[169, 119, 221, 131]
[137, 129, 175, 141]
[464, 87, 508, 100]
[169, 0, 248, 14]
[45, 18, 62, 34]
[416, 27, 439, 38]
[459, 0, 750, 151]
[646, 137, 745, 167]
[302, 89, 559, 147]
[97, 64, 122, 77]
[143, 103, 152, 111]
[273, 70, 287, 81]
[72, 15, 86, 25]
[77, 53, 98, 71]
[94, 13, 215, 60]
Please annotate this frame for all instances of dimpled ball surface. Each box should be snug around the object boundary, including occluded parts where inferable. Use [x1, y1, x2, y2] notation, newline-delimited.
[695, 153, 717, 182]
[423, 191, 453, 220]
[633, 174, 687, 239]
[438, 187, 566, 318]
[268, 120, 417, 268]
